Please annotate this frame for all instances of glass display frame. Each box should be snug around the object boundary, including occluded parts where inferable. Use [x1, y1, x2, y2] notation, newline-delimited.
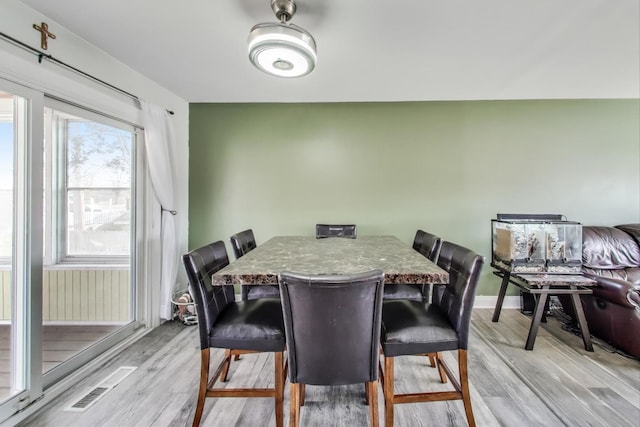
[491, 214, 582, 274]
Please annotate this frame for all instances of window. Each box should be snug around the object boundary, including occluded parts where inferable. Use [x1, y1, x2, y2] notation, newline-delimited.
[0, 96, 13, 261]
[45, 104, 136, 263]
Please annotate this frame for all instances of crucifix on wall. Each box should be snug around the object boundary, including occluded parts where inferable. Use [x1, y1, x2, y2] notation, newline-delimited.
[33, 22, 56, 50]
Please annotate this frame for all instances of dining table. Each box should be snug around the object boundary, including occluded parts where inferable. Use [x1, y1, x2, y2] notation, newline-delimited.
[211, 235, 449, 286]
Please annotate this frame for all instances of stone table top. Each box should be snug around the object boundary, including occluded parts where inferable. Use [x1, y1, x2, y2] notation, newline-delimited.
[513, 273, 597, 287]
[212, 235, 449, 286]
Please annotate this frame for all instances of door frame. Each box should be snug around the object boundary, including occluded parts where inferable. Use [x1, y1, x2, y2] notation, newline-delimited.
[0, 76, 150, 424]
[0, 77, 45, 421]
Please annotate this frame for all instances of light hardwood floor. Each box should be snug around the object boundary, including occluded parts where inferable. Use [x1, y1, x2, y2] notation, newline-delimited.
[19, 309, 640, 426]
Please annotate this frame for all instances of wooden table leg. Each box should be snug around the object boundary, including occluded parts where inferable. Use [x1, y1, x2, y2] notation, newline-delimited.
[525, 290, 549, 350]
[569, 286, 594, 352]
[492, 272, 511, 322]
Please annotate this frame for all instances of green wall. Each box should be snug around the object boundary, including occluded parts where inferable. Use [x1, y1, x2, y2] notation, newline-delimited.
[188, 99, 640, 296]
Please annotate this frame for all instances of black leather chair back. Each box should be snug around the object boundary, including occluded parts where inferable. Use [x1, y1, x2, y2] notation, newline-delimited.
[412, 229, 426, 251]
[278, 270, 384, 385]
[230, 229, 257, 259]
[315, 224, 357, 239]
[434, 241, 484, 349]
[231, 229, 280, 301]
[182, 241, 235, 350]
[413, 229, 442, 262]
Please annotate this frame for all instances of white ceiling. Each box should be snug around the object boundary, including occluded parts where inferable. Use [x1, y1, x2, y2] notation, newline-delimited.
[19, 0, 640, 103]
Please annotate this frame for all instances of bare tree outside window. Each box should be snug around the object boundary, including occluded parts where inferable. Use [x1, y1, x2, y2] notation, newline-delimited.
[64, 118, 132, 257]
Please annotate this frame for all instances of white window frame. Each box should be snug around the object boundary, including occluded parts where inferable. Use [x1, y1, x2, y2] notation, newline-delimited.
[0, 77, 45, 424]
[44, 98, 139, 266]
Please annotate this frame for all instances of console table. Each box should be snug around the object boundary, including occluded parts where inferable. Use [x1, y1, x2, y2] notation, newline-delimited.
[491, 269, 597, 351]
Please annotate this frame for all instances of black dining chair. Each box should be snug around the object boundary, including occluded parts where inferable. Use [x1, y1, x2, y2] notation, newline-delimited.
[278, 269, 385, 427]
[383, 229, 442, 302]
[379, 241, 484, 427]
[183, 241, 287, 427]
[382, 230, 443, 369]
[315, 223, 357, 239]
[230, 229, 280, 301]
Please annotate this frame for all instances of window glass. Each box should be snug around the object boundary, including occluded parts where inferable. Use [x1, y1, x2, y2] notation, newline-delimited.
[0, 98, 13, 259]
[50, 110, 133, 259]
[66, 121, 131, 188]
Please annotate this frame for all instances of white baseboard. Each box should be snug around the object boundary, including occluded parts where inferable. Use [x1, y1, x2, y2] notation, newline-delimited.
[474, 295, 521, 310]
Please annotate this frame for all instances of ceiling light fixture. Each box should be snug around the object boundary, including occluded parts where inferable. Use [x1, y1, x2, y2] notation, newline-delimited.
[248, 0, 317, 78]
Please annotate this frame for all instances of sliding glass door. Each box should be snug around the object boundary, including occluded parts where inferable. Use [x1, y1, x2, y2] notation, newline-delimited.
[41, 100, 141, 388]
[0, 82, 44, 420]
[0, 90, 16, 401]
[0, 78, 144, 422]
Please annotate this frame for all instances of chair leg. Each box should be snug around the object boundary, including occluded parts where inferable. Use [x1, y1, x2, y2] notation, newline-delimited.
[275, 352, 284, 427]
[365, 382, 369, 405]
[290, 383, 301, 427]
[220, 348, 233, 382]
[427, 353, 436, 368]
[458, 349, 476, 427]
[192, 348, 210, 427]
[435, 352, 447, 384]
[380, 350, 474, 427]
[368, 380, 380, 427]
[383, 356, 394, 427]
[300, 383, 306, 406]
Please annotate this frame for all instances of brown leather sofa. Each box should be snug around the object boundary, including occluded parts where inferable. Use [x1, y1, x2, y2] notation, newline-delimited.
[559, 224, 640, 358]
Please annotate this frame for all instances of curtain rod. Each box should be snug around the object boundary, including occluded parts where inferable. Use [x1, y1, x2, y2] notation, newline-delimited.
[0, 31, 174, 115]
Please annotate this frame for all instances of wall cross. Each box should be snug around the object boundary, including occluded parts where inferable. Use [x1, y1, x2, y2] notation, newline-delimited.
[33, 22, 56, 50]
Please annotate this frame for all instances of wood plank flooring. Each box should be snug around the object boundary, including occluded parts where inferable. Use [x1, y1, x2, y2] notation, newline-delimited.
[18, 309, 640, 426]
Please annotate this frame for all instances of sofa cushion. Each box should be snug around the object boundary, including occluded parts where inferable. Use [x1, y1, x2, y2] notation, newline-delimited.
[616, 224, 640, 247]
[627, 267, 640, 284]
[582, 226, 640, 269]
[584, 267, 640, 285]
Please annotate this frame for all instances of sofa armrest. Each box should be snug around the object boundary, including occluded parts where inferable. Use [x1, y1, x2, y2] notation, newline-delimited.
[584, 273, 640, 309]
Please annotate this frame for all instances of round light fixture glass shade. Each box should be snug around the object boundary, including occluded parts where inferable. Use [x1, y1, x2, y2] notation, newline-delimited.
[248, 22, 317, 78]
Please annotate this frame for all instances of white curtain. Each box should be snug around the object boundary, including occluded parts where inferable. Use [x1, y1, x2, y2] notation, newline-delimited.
[141, 100, 179, 320]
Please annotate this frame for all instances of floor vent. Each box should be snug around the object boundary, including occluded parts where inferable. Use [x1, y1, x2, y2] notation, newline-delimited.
[64, 366, 137, 412]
